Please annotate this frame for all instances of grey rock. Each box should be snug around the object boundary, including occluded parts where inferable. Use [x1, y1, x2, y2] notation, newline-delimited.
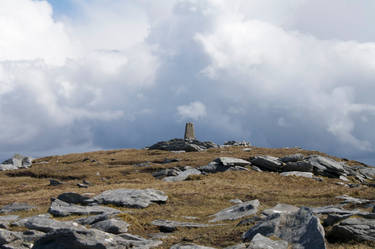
[0, 203, 36, 214]
[311, 205, 357, 215]
[31, 227, 131, 249]
[359, 167, 375, 179]
[149, 138, 217, 152]
[199, 157, 250, 174]
[0, 216, 19, 222]
[48, 198, 121, 217]
[248, 233, 288, 249]
[306, 155, 347, 178]
[0, 154, 33, 171]
[250, 166, 262, 172]
[92, 189, 168, 208]
[12, 214, 51, 228]
[223, 244, 248, 249]
[169, 243, 216, 249]
[328, 217, 375, 242]
[336, 195, 373, 205]
[282, 161, 313, 173]
[91, 218, 129, 234]
[57, 192, 91, 204]
[49, 179, 62, 186]
[230, 199, 243, 204]
[118, 233, 162, 248]
[250, 156, 283, 172]
[243, 207, 326, 249]
[0, 229, 20, 245]
[262, 204, 299, 217]
[280, 171, 313, 178]
[323, 213, 353, 226]
[152, 168, 180, 178]
[77, 183, 89, 188]
[76, 214, 114, 225]
[1, 240, 31, 249]
[20, 230, 45, 243]
[151, 219, 212, 233]
[163, 167, 201, 182]
[223, 141, 251, 147]
[236, 216, 265, 227]
[209, 200, 260, 222]
[279, 154, 305, 163]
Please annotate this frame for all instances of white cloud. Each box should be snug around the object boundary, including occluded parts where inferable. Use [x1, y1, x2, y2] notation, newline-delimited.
[177, 101, 207, 120]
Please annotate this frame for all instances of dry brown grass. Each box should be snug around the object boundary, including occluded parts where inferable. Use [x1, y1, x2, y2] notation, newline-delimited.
[0, 146, 374, 248]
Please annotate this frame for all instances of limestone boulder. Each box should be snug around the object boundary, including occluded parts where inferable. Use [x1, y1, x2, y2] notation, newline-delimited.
[328, 217, 375, 242]
[209, 200, 259, 222]
[250, 156, 283, 172]
[262, 204, 299, 217]
[248, 233, 288, 249]
[280, 171, 314, 178]
[0, 154, 33, 171]
[92, 189, 168, 208]
[91, 218, 129, 234]
[0, 203, 35, 214]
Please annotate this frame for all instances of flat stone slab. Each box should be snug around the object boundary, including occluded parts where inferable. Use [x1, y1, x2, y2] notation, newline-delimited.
[91, 218, 129, 234]
[262, 204, 300, 216]
[248, 233, 288, 249]
[336, 195, 373, 205]
[250, 156, 283, 172]
[328, 217, 375, 242]
[209, 200, 260, 222]
[48, 198, 121, 217]
[0, 203, 36, 214]
[92, 189, 168, 208]
[119, 233, 162, 248]
[15, 215, 84, 233]
[163, 167, 201, 182]
[170, 243, 216, 249]
[152, 219, 213, 233]
[280, 171, 313, 178]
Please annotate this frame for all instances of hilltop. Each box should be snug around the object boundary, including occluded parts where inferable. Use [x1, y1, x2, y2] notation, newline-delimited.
[0, 142, 374, 248]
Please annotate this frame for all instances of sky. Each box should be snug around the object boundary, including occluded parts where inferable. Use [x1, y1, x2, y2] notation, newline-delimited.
[1, 0, 375, 165]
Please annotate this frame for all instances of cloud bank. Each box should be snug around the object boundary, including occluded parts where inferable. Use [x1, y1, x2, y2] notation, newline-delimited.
[1, 0, 375, 165]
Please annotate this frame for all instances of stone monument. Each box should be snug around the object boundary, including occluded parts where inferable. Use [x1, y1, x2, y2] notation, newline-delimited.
[184, 122, 196, 140]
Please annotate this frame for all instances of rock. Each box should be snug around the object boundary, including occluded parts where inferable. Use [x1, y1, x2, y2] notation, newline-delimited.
[250, 166, 262, 172]
[92, 189, 168, 208]
[236, 216, 265, 227]
[48, 198, 121, 217]
[75, 214, 114, 225]
[151, 220, 212, 233]
[0, 229, 20, 245]
[77, 183, 89, 188]
[12, 214, 52, 228]
[149, 138, 217, 152]
[306, 155, 347, 178]
[57, 192, 91, 205]
[1, 240, 31, 249]
[248, 233, 288, 249]
[262, 204, 300, 217]
[20, 216, 84, 233]
[154, 158, 181, 164]
[359, 167, 375, 179]
[243, 148, 252, 152]
[48, 179, 62, 186]
[311, 205, 360, 215]
[282, 161, 313, 173]
[279, 154, 305, 163]
[230, 199, 243, 204]
[31, 227, 131, 249]
[152, 168, 181, 178]
[0, 154, 33, 171]
[0, 216, 19, 222]
[199, 157, 250, 174]
[339, 175, 349, 182]
[280, 171, 313, 178]
[323, 213, 353, 226]
[163, 167, 201, 182]
[0, 203, 36, 214]
[223, 141, 251, 147]
[328, 217, 375, 242]
[223, 244, 248, 249]
[250, 156, 283, 172]
[91, 218, 129, 234]
[118, 233, 162, 248]
[169, 243, 216, 249]
[20, 230, 45, 243]
[336, 195, 373, 205]
[243, 207, 326, 249]
[209, 200, 260, 222]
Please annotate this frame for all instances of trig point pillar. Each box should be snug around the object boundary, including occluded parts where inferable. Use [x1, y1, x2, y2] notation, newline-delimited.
[184, 122, 196, 140]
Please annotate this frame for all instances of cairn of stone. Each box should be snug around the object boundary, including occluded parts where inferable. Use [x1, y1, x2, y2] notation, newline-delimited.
[184, 122, 196, 140]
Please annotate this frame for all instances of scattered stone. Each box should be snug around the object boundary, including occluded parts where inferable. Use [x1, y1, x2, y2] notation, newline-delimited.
[250, 156, 283, 172]
[18, 215, 83, 233]
[91, 218, 129, 234]
[48, 198, 121, 217]
[0, 229, 20, 245]
[57, 192, 91, 205]
[48, 179, 62, 186]
[248, 233, 288, 249]
[306, 155, 347, 178]
[236, 216, 265, 227]
[163, 167, 201, 182]
[198, 157, 250, 174]
[262, 204, 299, 217]
[243, 207, 326, 249]
[92, 189, 168, 208]
[209, 200, 259, 222]
[32, 227, 131, 249]
[328, 217, 375, 242]
[151, 220, 212, 233]
[280, 171, 313, 178]
[119, 233, 162, 248]
[170, 243, 216, 249]
[282, 161, 313, 173]
[0, 216, 19, 222]
[229, 199, 243, 204]
[149, 138, 217, 152]
[359, 167, 375, 179]
[336, 195, 373, 205]
[77, 183, 89, 188]
[75, 214, 114, 225]
[0, 154, 33, 171]
[0, 203, 36, 214]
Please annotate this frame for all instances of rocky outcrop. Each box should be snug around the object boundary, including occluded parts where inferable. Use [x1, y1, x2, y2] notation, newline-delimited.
[248, 233, 288, 249]
[243, 207, 326, 249]
[209, 200, 259, 222]
[91, 189, 168, 208]
[262, 204, 299, 217]
[250, 156, 283, 172]
[328, 217, 375, 242]
[223, 141, 251, 147]
[0, 154, 33, 171]
[153, 167, 201, 182]
[56, 192, 91, 204]
[0, 203, 36, 214]
[198, 157, 250, 173]
[280, 171, 314, 178]
[170, 243, 216, 249]
[48, 198, 121, 217]
[151, 219, 212, 233]
[91, 218, 129, 234]
[149, 139, 217, 152]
